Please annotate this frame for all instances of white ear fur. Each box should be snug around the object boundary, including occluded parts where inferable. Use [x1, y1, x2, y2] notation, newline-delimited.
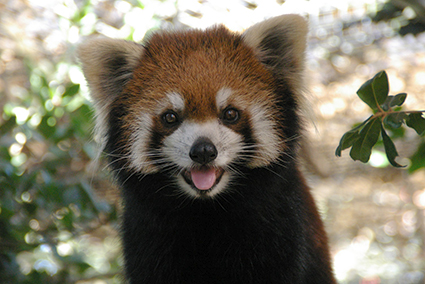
[77, 37, 144, 109]
[242, 14, 308, 90]
[77, 38, 144, 147]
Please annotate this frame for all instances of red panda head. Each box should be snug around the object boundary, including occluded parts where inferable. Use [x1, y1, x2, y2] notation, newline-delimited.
[78, 15, 308, 198]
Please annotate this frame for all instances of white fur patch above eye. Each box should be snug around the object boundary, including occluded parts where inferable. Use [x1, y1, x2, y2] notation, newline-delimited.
[154, 92, 185, 116]
[216, 87, 233, 110]
[216, 87, 250, 113]
[167, 92, 185, 112]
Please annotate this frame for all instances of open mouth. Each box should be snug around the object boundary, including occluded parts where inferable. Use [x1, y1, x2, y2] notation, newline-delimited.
[182, 166, 224, 191]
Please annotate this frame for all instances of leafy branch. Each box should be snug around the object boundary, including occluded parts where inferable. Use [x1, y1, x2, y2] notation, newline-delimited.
[336, 71, 425, 168]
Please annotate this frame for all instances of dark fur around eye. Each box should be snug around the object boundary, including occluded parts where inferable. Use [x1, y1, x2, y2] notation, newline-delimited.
[222, 107, 239, 124]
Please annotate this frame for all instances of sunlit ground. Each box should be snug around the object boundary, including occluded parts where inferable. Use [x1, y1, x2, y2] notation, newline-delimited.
[1, 0, 425, 283]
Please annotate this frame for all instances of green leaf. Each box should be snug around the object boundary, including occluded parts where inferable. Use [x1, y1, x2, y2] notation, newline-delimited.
[0, 116, 16, 136]
[350, 118, 382, 163]
[62, 210, 74, 230]
[390, 93, 407, 107]
[408, 140, 425, 173]
[406, 112, 425, 136]
[357, 71, 389, 111]
[335, 131, 361, 157]
[335, 116, 372, 156]
[384, 122, 406, 138]
[37, 115, 56, 138]
[383, 112, 407, 129]
[382, 93, 407, 111]
[381, 126, 404, 167]
[63, 84, 80, 98]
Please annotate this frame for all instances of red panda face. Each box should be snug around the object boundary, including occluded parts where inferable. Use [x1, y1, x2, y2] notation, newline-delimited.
[119, 28, 286, 198]
[78, 15, 308, 199]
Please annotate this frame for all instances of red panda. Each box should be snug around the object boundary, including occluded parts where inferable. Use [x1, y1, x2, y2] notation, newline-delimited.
[78, 14, 336, 284]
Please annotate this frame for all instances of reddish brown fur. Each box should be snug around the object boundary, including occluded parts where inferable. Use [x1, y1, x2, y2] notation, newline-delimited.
[123, 26, 276, 120]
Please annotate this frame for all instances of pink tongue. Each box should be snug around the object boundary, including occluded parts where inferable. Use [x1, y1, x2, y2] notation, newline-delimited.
[191, 168, 217, 190]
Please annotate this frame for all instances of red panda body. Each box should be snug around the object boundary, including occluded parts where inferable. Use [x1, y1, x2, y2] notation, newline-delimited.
[78, 15, 336, 283]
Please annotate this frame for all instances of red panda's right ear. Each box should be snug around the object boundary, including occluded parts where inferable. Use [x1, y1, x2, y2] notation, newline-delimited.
[77, 38, 144, 110]
[77, 38, 144, 148]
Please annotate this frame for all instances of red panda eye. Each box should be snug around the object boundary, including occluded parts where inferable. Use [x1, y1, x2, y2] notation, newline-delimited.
[162, 111, 179, 125]
[222, 108, 239, 123]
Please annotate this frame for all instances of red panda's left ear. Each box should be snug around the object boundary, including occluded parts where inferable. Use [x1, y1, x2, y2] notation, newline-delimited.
[242, 14, 308, 88]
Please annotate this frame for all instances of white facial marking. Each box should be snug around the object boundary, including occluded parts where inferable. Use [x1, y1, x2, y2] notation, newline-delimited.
[216, 87, 233, 110]
[167, 92, 185, 111]
[154, 92, 185, 115]
[128, 113, 159, 174]
[125, 88, 281, 198]
[216, 87, 281, 168]
[163, 120, 242, 169]
[247, 105, 281, 168]
[162, 120, 243, 198]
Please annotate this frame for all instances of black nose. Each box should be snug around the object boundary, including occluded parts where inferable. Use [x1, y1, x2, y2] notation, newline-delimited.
[189, 137, 218, 165]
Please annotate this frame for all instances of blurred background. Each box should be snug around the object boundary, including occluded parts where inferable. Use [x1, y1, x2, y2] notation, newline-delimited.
[1, 0, 425, 283]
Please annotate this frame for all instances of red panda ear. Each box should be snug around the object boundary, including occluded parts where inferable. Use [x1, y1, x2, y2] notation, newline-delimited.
[77, 38, 144, 148]
[242, 14, 308, 88]
[77, 38, 144, 111]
